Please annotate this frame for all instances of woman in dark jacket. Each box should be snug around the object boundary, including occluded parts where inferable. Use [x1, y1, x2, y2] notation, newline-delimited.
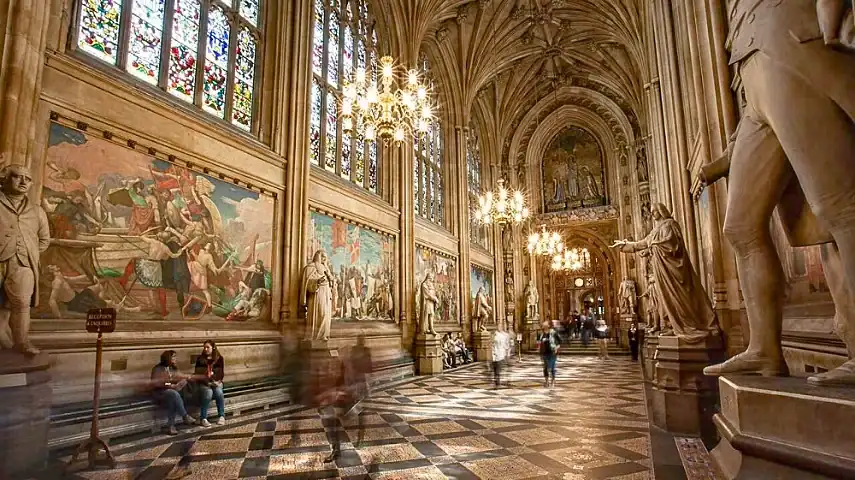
[151, 350, 197, 435]
[193, 340, 225, 427]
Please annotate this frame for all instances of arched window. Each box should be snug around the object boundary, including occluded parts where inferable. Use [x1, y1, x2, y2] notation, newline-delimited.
[467, 128, 487, 248]
[413, 54, 444, 226]
[76, 0, 262, 132]
[309, 0, 380, 193]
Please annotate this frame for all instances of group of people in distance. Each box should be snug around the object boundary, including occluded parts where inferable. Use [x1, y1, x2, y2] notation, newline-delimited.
[149, 340, 226, 435]
[441, 332, 472, 369]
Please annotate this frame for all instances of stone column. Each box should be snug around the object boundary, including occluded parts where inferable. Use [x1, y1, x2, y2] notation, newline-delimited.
[398, 141, 417, 348]
[0, 0, 51, 168]
[453, 126, 473, 341]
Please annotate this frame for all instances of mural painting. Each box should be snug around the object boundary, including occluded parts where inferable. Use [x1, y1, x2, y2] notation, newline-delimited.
[39, 122, 275, 321]
[307, 212, 395, 321]
[542, 127, 606, 212]
[415, 246, 458, 324]
[771, 214, 829, 304]
[470, 264, 494, 325]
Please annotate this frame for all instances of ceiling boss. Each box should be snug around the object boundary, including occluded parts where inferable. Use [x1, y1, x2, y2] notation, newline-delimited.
[341, 55, 434, 144]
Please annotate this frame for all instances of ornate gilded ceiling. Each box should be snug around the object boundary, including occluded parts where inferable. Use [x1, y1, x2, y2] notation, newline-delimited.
[373, 0, 647, 174]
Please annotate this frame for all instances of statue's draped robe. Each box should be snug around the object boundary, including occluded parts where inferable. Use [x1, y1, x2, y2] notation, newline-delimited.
[419, 280, 436, 333]
[625, 219, 718, 342]
[301, 262, 332, 340]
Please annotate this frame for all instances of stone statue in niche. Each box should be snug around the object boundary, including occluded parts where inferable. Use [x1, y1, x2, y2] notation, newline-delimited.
[301, 249, 335, 341]
[418, 271, 439, 335]
[0, 165, 50, 356]
[699, 2, 855, 382]
[611, 203, 718, 342]
[618, 278, 637, 315]
[636, 146, 649, 182]
[524, 280, 539, 320]
[639, 273, 663, 333]
[473, 286, 491, 332]
[502, 228, 512, 252]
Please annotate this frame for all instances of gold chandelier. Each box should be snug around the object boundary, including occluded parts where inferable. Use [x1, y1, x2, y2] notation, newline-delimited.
[527, 225, 564, 256]
[552, 247, 591, 271]
[341, 56, 434, 144]
[474, 178, 530, 225]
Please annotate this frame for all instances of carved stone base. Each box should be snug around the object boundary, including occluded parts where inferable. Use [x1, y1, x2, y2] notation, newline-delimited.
[711, 375, 855, 479]
[642, 334, 659, 382]
[619, 313, 637, 348]
[652, 335, 723, 436]
[414, 333, 443, 375]
[473, 331, 492, 362]
[0, 351, 51, 477]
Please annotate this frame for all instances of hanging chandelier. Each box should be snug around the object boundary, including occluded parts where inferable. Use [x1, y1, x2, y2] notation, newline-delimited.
[527, 225, 564, 256]
[552, 247, 591, 271]
[474, 178, 530, 225]
[341, 56, 434, 144]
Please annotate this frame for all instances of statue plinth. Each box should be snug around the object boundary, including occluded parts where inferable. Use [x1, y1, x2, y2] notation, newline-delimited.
[641, 332, 659, 382]
[414, 333, 443, 375]
[0, 351, 51, 477]
[619, 313, 637, 348]
[711, 375, 855, 479]
[651, 334, 724, 436]
[473, 330, 492, 362]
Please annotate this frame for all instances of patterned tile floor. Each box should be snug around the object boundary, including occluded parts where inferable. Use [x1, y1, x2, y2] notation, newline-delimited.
[49, 355, 660, 480]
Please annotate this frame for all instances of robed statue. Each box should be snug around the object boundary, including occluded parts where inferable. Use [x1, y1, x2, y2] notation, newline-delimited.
[418, 271, 439, 335]
[0, 165, 50, 356]
[618, 278, 637, 315]
[473, 286, 491, 332]
[301, 250, 335, 341]
[524, 280, 539, 320]
[612, 204, 718, 343]
[639, 274, 663, 333]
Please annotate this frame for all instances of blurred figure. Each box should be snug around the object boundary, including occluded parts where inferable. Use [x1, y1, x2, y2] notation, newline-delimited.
[628, 323, 640, 361]
[595, 318, 609, 359]
[492, 326, 511, 388]
[310, 352, 348, 463]
[537, 321, 561, 387]
[150, 350, 197, 435]
[453, 334, 472, 363]
[346, 335, 373, 446]
[283, 338, 308, 446]
[193, 340, 225, 427]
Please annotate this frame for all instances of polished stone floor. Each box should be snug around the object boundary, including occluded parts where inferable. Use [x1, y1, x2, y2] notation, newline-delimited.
[48, 355, 702, 479]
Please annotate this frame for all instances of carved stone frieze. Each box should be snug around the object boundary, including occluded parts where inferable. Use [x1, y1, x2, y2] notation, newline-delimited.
[535, 205, 619, 225]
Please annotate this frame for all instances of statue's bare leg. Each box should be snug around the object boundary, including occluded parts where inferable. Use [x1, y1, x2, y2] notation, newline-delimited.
[810, 243, 855, 385]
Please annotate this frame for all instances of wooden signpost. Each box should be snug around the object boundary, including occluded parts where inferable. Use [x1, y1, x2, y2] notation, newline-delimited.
[68, 308, 117, 470]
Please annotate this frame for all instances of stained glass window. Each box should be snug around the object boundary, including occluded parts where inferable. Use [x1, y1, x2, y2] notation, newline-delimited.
[309, 0, 381, 193]
[309, 77, 322, 165]
[467, 128, 488, 248]
[76, 0, 263, 131]
[413, 55, 445, 227]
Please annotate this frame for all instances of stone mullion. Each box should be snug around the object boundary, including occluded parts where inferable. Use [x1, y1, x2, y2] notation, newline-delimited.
[0, 0, 51, 169]
[398, 140, 416, 348]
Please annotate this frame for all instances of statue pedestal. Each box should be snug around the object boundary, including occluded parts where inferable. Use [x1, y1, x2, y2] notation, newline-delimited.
[414, 334, 443, 375]
[524, 315, 540, 352]
[642, 333, 659, 382]
[0, 352, 51, 477]
[473, 330, 492, 362]
[619, 313, 637, 348]
[711, 376, 855, 479]
[652, 335, 723, 436]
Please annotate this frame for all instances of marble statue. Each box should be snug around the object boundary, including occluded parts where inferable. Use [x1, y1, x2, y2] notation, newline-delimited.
[473, 286, 491, 332]
[418, 271, 439, 335]
[524, 280, 539, 320]
[0, 165, 50, 356]
[611, 204, 718, 343]
[618, 278, 637, 315]
[639, 274, 663, 333]
[700, 1, 855, 380]
[300, 249, 335, 341]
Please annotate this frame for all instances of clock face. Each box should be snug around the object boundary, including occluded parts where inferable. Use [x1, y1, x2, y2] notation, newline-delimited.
[574, 278, 584, 287]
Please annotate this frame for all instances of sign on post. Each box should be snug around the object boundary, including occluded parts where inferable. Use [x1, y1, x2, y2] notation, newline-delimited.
[86, 308, 116, 334]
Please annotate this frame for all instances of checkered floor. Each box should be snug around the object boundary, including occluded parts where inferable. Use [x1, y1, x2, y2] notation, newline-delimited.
[53, 355, 655, 479]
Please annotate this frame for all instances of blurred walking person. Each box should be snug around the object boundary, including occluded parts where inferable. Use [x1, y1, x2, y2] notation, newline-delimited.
[595, 318, 610, 359]
[492, 325, 511, 388]
[537, 321, 561, 387]
[346, 335, 373, 447]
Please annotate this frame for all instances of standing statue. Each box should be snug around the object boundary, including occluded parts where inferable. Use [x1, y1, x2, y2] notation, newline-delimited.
[618, 278, 637, 315]
[636, 146, 649, 182]
[0, 165, 50, 356]
[524, 280, 539, 320]
[700, 1, 855, 381]
[300, 250, 335, 341]
[611, 204, 718, 343]
[418, 271, 439, 335]
[473, 286, 491, 332]
[639, 274, 663, 333]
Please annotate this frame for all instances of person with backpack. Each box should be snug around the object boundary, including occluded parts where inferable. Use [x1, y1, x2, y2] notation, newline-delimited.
[537, 321, 561, 387]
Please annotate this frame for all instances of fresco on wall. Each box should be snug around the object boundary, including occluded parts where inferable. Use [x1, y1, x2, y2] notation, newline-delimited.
[307, 212, 395, 321]
[39, 122, 275, 321]
[470, 264, 494, 325]
[542, 127, 606, 212]
[415, 246, 458, 324]
[771, 215, 829, 303]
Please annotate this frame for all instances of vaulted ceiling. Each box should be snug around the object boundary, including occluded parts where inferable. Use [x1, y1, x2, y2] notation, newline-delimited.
[373, 0, 647, 176]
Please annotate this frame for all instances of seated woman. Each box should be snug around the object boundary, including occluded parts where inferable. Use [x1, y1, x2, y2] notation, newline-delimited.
[151, 350, 197, 435]
[193, 340, 226, 427]
[454, 335, 472, 363]
[441, 334, 454, 368]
